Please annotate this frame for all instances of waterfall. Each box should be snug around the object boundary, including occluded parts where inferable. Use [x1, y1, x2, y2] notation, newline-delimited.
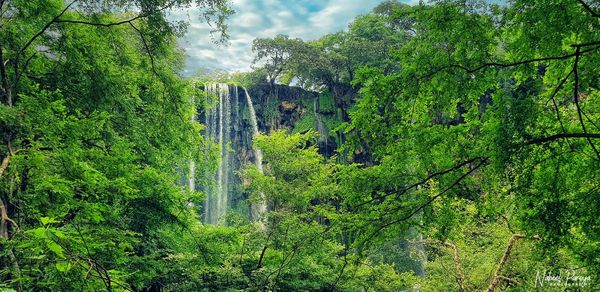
[243, 87, 267, 220]
[200, 84, 267, 224]
[189, 92, 196, 194]
[204, 83, 233, 225]
[313, 98, 329, 157]
[243, 87, 263, 172]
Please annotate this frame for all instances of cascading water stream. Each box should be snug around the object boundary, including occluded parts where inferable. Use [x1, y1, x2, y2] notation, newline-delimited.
[313, 98, 329, 157]
[200, 84, 267, 224]
[189, 92, 196, 194]
[243, 87, 267, 220]
[204, 83, 232, 225]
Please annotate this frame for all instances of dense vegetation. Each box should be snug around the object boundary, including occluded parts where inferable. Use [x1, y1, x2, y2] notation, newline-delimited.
[1, 0, 598, 291]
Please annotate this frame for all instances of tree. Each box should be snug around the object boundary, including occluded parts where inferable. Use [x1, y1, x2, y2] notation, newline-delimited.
[252, 34, 303, 87]
[0, 0, 231, 290]
[240, 130, 411, 291]
[346, 0, 599, 286]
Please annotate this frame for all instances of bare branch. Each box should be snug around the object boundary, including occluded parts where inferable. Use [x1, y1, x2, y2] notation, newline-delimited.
[54, 0, 179, 27]
[582, 110, 600, 131]
[0, 44, 10, 105]
[543, 69, 575, 151]
[12, 0, 180, 94]
[55, 15, 146, 27]
[15, 0, 77, 74]
[128, 22, 160, 77]
[257, 244, 268, 270]
[0, 141, 16, 179]
[442, 242, 467, 292]
[331, 252, 349, 290]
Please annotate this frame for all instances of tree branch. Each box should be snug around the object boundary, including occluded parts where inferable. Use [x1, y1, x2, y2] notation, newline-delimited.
[577, 0, 600, 18]
[0, 44, 10, 105]
[128, 22, 160, 77]
[544, 68, 575, 151]
[362, 157, 487, 246]
[0, 151, 11, 179]
[14, 0, 77, 78]
[0, 198, 18, 238]
[582, 110, 600, 131]
[54, 0, 179, 27]
[486, 234, 527, 292]
[420, 44, 600, 81]
[526, 133, 600, 145]
[572, 47, 600, 161]
[352, 156, 484, 209]
[13, 0, 179, 94]
[256, 244, 268, 270]
[55, 15, 146, 27]
[442, 242, 467, 292]
[55, 16, 167, 81]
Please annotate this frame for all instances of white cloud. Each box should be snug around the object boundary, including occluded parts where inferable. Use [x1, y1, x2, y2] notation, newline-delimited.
[171, 0, 414, 75]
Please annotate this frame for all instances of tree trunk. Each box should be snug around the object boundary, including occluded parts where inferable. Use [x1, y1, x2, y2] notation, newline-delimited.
[0, 45, 12, 106]
[486, 234, 526, 292]
[442, 242, 466, 292]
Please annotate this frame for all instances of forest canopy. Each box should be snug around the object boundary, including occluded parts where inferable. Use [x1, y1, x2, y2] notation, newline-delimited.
[1, 0, 599, 291]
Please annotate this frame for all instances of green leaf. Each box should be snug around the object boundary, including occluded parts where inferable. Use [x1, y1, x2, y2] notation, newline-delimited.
[27, 227, 47, 239]
[40, 217, 59, 226]
[45, 240, 65, 258]
[55, 261, 72, 272]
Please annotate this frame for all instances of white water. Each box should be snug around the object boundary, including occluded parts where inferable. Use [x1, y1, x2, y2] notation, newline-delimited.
[201, 84, 267, 223]
[243, 87, 267, 220]
[189, 159, 196, 193]
[189, 93, 196, 195]
[204, 83, 232, 225]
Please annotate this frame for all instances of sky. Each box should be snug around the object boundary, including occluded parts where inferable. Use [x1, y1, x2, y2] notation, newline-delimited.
[170, 0, 417, 75]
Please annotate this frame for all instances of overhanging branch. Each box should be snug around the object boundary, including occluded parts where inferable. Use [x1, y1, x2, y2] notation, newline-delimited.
[352, 156, 484, 209]
[361, 157, 488, 246]
[577, 0, 600, 18]
[573, 47, 600, 161]
[526, 133, 600, 145]
[420, 43, 600, 81]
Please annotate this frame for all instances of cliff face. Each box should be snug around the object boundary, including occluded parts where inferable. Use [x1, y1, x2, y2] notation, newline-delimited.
[247, 84, 341, 157]
[246, 84, 314, 132]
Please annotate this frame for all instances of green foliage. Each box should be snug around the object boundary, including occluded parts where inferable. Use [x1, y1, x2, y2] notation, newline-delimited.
[252, 34, 304, 85]
[229, 69, 269, 88]
[237, 131, 409, 291]
[0, 0, 229, 290]
[246, 0, 599, 289]
[2, 0, 599, 290]
[318, 92, 335, 114]
[292, 111, 316, 134]
[343, 0, 600, 289]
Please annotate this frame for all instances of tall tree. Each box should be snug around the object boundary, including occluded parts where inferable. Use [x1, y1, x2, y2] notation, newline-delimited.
[0, 0, 231, 290]
[347, 0, 599, 286]
[252, 34, 303, 87]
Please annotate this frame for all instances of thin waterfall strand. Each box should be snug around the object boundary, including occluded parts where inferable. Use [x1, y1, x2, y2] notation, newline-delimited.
[189, 92, 196, 194]
[243, 87, 267, 220]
